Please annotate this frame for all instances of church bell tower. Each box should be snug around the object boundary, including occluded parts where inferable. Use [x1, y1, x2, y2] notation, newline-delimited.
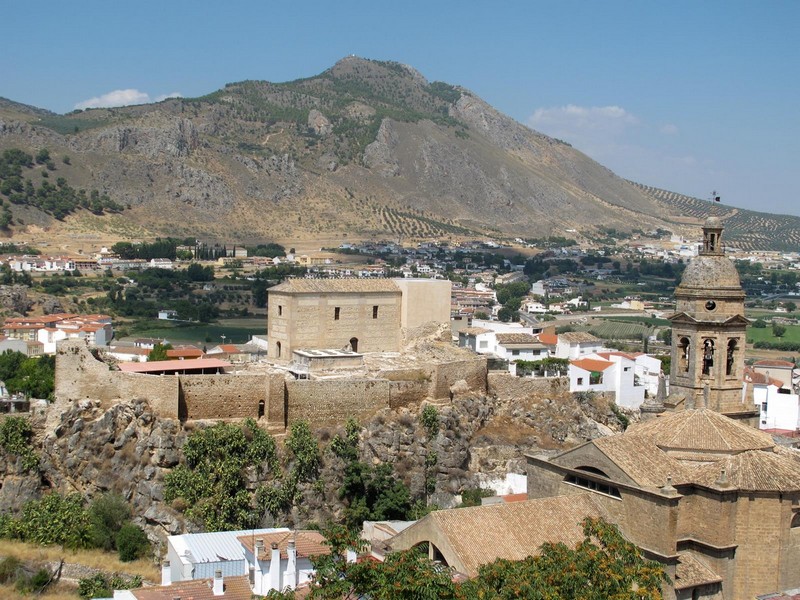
[667, 217, 757, 422]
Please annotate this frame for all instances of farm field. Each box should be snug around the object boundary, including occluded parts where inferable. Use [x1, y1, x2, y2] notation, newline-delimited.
[746, 324, 800, 345]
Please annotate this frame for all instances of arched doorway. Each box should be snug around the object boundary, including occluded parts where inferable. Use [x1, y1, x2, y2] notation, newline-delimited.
[349, 337, 358, 352]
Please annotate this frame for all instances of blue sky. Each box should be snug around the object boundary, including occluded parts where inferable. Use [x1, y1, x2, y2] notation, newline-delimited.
[3, 1, 799, 217]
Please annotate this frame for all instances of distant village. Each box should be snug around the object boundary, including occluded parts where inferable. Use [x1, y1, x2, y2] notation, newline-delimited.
[2, 220, 800, 600]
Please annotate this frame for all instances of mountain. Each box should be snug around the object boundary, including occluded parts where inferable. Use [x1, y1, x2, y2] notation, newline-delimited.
[0, 57, 798, 249]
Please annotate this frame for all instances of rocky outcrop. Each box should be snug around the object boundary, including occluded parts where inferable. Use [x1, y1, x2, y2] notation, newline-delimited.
[363, 119, 401, 177]
[36, 397, 188, 536]
[307, 110, 332, 136]
[0, 284, 33, 314]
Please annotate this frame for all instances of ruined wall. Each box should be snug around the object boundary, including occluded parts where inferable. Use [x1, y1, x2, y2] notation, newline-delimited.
[430, 357, 488, 399]
[388, 380, 429, 409]
[286, 379, 390, 428]
[488, 373, 568, 401]
[56, 341, 491, 429]
[178, 375, 266, 420]
[55, 341, 178, 417]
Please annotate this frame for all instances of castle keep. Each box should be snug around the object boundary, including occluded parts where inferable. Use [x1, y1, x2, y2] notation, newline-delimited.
[266, 278, 452, 360]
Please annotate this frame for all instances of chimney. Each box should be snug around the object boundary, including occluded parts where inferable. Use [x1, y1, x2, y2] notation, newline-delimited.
[269, 541, 281, 591]
[161, 560, 171, 586]
[212, 569, 224, 596]
[346, 548, 358, 563]
[255, 538, 264, 562]
[285, 538, 297, 589]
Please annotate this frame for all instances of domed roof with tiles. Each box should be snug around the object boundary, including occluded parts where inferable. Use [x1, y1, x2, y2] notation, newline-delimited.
[627, 409, 774, 455]
[690, 447, 800, 492]
[677, 255, 742, 292]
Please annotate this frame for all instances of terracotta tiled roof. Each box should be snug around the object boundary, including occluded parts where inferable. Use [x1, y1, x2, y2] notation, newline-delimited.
[495, 333, 541, 345]
[674, 552, 722, 590]
[269, 278, 400, 293]
[237, 530, 330, 560]
[537, 333, 558, 345]
[166, 348, 204, 359]
[559, 331, 601, 344]
[119, 358, 231, 373]
[753, 359, 795, 368]
[626, 409, 774, 454]
[397, 494, 607, 577]
[131, 575, 252, 600]
[570, 358, 614, 372]
[690, 448, 800, 492]
[592, 435, 690, 487]
[743, 366, 784, 388]
[596, 351, 636, 361]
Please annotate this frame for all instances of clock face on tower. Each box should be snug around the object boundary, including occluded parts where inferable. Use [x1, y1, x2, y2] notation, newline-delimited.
[705, 300, 717, 311]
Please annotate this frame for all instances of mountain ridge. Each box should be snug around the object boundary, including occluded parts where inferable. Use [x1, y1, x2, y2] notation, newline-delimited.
[0, 57, 796, 250]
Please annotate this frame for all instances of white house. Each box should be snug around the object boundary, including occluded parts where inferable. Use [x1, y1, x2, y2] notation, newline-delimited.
[494, 333, 549, 362]
[569, 353, 645, 409]
[555, 332, 606, 359]
[165, 528, 290, 582]
[595, 351, 663, 399]
[239, 530, 330, 594]
[745, 366, 800, 432]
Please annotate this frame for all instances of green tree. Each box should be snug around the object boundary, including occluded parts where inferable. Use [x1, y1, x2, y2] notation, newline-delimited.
[285, 420, 321, 482]
[419, 405, 439, 437]
[147, 343, 173, 362]
[116, 523, 150, 561]
[773, 323, 787, 338]
[164, 419, 278, 530]
[785, 301, 797, 313]
[462, 517, 668, 599]
[0, 415, 39, 471]
[88, 493, 130, 551]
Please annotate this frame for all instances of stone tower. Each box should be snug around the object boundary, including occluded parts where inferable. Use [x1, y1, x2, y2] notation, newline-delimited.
[667, 217, 757, 423]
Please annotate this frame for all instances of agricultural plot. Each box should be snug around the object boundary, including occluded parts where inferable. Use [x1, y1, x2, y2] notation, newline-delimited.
[374, 206, 476, 238]
[631, 182, 800, 252]
[746, 324, 800, 345]
[589, 320, 652, 341]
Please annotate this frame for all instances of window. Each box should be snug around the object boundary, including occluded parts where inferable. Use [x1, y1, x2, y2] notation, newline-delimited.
[577, 377, 584, 385]
[512, 350, 520, 356]
[624, 367, 630, 372]
[276, 341, 281, 358]
[278, 305, 283, 316]
[479, 341, 488, 349]
[589, 371, 603, 385]
[791, 513, 800, 528]
[762, 402, 768, 412]
[564, 473, 621, 498]
[373, 305, 379, 319]
[334, 307, 340, 320]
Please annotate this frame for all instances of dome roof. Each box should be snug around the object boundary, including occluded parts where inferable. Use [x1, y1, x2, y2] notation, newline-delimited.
[627, 409, 774, 455]
[678, 255, 742, 291]
[704, 216, 722, 229]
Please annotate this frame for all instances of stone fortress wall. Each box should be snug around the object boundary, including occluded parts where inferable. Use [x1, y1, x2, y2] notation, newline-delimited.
[55, 341, 488, 430]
